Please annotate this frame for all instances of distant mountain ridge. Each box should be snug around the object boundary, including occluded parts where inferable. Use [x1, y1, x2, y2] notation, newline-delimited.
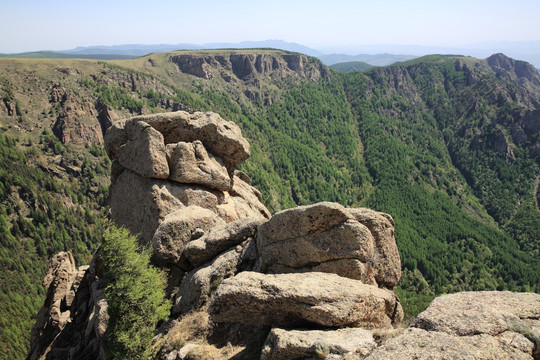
[3, 39, 540, 67]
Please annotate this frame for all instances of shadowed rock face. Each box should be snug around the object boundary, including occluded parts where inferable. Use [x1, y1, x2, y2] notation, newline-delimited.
[28, 252, 107, 360]
[261, 327, 378, 360]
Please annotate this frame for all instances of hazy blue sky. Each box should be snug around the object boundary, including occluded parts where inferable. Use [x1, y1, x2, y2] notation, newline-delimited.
[2, 0, 539, 53]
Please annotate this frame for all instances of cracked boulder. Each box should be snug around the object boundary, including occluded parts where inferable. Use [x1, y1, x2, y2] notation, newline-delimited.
[256, 202, 401, 288]
[208, 271, 403, 329]
[166, 140, 231, 191]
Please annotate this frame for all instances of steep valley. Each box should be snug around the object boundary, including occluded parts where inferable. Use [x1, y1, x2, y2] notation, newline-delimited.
[0, 50, 539, 359]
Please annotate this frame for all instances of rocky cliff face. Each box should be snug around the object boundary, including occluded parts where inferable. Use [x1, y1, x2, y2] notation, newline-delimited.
[28, 252, 108, 360]
[29, 110, 540, 360]
[170, 52, 328, 84]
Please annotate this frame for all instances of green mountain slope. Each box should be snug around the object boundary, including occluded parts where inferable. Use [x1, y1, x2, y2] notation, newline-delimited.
[0, 51, 539, 358]
[330, 61, 373, 72]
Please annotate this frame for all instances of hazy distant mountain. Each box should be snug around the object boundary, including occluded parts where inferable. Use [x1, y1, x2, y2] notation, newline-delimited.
[202, 40, 323, 56]
[318, 42, 540, 68]
[3, 40, 540, 68]
[60, 43, 203, 56]
[329, 61, 374, 72]
[57, 40, 322, 57]
[0, 51, 136, 60]
[320, 53, 417, 66]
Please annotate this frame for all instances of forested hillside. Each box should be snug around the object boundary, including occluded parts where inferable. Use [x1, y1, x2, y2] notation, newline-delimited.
[0, 51, 538, 359]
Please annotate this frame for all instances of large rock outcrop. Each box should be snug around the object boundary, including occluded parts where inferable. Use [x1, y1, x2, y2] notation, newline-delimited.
[105, 111, 270, 245]
[367, 291, 540, 360]
[169, 52, 328, 83]
[29, 252, 108, 360]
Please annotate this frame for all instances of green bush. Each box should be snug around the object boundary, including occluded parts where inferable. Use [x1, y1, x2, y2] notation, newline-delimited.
[101, 226, 170, 360]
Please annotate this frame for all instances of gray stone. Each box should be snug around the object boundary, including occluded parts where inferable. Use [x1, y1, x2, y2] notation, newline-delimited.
[260, 219, 374, 272]
[166, 140, 230, 191]
[269, 259, 378, 286]
[209, 271, 403, 328]
[116, 121, 169, 179]
[366, 327, 535, 360]
[173, 248, 241, 315]
[347, 208, 401, 288]
[257, 202, 353, 247]
[108, 170, 268, 245]
[256, 202, 401, 288]
[261, 327, 378, 360]
[413, 291, 540, 337]
[183, 217, 261, 268]
[152, 206, 225, 266]
[367, 291, 540, 360]
[105, 111, 250, 173]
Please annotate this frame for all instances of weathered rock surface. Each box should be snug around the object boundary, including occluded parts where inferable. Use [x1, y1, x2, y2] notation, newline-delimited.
[209, 271, 403, 328]
[257, 202, 353, 245]
[152, 206, 225, 266]
[367, 291, 540, 360]
[29, 252, 78, 360]
[367, 327, 535, 360]
[183, 217, 261, 268]
[261, 327, 378, 360]
[29, 252, 108, 360]
[257, 202, 401, 288]
[109, 169, 269, 245]
[166, 140, 230, 191]
[173, 247, 241, 315]
[260, 219, 374, 270]
[50, 85, 104, 146]
[105, 111, 250, 173]
[268, 258, 378, 286]
[347, 208, 401, 288]
[414, 291, 540, 337]
[116, 120, 169, 179]
[106, 111, 269, 245]
[229, 174, 269, 218]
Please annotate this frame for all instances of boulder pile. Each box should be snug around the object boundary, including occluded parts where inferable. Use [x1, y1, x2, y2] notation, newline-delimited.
[104, 111, 271, 247]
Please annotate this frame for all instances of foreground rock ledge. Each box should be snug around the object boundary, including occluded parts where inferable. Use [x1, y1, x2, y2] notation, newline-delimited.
[367, 291, 540, 360]
[208, 271, 403, 328]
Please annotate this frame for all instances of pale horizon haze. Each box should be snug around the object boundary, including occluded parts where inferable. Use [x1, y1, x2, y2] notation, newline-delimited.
[2, 0, 540, 62]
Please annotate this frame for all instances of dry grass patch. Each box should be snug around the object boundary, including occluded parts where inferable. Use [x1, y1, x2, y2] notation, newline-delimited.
[157, 311, 244, 359]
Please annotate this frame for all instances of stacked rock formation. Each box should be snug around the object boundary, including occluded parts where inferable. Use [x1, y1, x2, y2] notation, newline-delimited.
[204, 202, 403, 359]
[105, 111, 404, 359]
[104, 111, 271, 247]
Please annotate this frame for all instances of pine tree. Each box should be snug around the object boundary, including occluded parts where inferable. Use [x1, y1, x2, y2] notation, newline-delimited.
[101, 225, 170, 360]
